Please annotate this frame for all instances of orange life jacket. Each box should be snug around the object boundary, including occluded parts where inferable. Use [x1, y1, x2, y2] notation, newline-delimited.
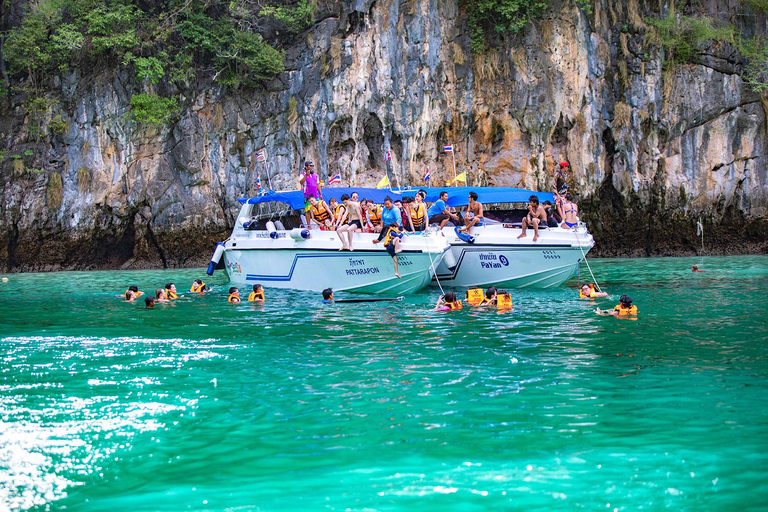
[311, 201, 331, 223]
[446, 300, 463, 310]
[228, 293, 240, 303]
[190, 282, 206, 293]
[165, 289, 178, 300]
[368, 205, 382, 226]
[125, 290, 144, 298]
[248, 291, 265, 302]
[383, 226, 401, 246]
[465, 288, 484, 306]
[496, 293, 513, 309]
[579, 284, 597, 299]
[613, 304, 637, 316]
[410, 203, 427, 229]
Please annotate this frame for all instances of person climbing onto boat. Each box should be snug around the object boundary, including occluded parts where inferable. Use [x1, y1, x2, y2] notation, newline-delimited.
[435, 291, 463, 311]
[372, 197, 402, 244]
[410, 192, 428, 232]
[337, 193, 365, 251]
[248, 284, 265, 303]
[299, 161, 322, 228]
[460, 191, 484, 233]
[190, 279, 208, 293]
[395, 198, 415, 232]
[322, 288, 334, 303]
[692, 265, 707, 272]
[124, 285, 143, 301]
[596, 295, 637, 316]
[382, 222, 404, 278]
[228, 287, 241, 303]
[580, 284, 608, 299]
[517, 195, 547, 242]
[164, 283, 179, 300]
[155, 288, 168, 302]
[481, 286, 498, 306]
[308, 196, 333, 230]
[427, 190, 460, 229]
[560, 193, 579, 229]
[144, 296, 155, 309]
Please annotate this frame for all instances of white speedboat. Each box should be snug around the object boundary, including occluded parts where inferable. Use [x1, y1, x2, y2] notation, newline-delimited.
[206, 191, 450, 294]
[430, 187, 594, 288]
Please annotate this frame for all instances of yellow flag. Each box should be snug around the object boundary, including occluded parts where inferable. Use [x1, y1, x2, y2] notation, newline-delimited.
[376, 175, 390, 189]
[453, 172, 467, 183]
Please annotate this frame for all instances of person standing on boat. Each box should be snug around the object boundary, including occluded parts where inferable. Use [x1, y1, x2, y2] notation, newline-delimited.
[517, 195, 547, 242]
[299, 161, 322, 228]
[427, 190, 460, 229]
[460, 191, 484, 233]
[555, 161, 569, 194]
[372, 197, 402, 244]
[337, 193, 365, 251]
[560, 193, 579, 229]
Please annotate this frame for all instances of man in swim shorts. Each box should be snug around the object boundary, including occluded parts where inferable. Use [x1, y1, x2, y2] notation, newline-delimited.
[460, 191, 484, 233]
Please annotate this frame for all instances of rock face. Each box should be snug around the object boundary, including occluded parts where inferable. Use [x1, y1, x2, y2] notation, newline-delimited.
[1, 0, 766, 271]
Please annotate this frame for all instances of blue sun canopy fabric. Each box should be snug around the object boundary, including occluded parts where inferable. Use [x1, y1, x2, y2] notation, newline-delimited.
[238, 186, 555, 210]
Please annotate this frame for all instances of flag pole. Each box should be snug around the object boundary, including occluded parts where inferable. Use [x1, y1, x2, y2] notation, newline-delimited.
[451, 144, 457, 186]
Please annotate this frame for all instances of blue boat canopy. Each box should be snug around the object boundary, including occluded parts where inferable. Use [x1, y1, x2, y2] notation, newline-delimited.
[238, 186, 554, 210]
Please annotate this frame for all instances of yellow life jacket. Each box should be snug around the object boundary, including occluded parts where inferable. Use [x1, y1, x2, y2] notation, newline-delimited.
[497, 293, 513, 309]
[613, 304, 637, 316]
[125, 290, 144, 298]
[383, 226, 401, 246]
[368, 205, 382, 226]
[311, 201, 331, 223]
[165, 289, 178, 300]
[446, 300, 463, 310]
[579, 284, 596, 299]
[333, 204, 346, 219]
[228, 293, 240, 303]
[190, 282, 206, 293]
[248, 291, 265, 302]
[410, 203, 427, 229]
[465, 288, 485, 306]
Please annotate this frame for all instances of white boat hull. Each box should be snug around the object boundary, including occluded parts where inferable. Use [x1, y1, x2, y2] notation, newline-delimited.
[434, 224, 594, 289]
[222, 231, 448, 294]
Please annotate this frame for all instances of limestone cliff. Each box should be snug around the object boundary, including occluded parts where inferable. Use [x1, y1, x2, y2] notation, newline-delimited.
[1, 0, 766, 271]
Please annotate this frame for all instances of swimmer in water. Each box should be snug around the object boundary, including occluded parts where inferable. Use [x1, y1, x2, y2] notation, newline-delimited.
[322, 288, 334, 303]
[435, 291, 463, 311]
[164, 283, 179, 299]
[155, 288, 168, 302]
[144, 296, 155, 309]
[228, 287, 241, 303]
[248, 284, 265, 303]
[124, 285, 143, 300]
[190, 279, 208, 293]
[692, 265, 706, 272]
[579, 284, 608, 299]
[596, 295, 637, 316]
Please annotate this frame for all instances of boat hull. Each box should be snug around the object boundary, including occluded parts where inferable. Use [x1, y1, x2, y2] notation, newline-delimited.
[434, 225, 594, 289]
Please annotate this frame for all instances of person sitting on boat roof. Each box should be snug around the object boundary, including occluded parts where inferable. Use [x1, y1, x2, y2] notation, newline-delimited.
[560, 193, 579, 230]
[382, 222, 404, 278]
[580, 283, 608, 299]
[596, 295, 637, 316]
[322, 288, 334, 303]
[517, 195, 547, 242]
[409, 192, 428, 232]
[365, 200, 383, 232]
[248, 284, 265, 303]
[299, 161, 322, 228]
[165, 283, 179, 300]
[372, 197, 402, 244]
[308, 196, 333, 230]
[427, 190, 460, 229]
[124, 285, 143, 301]
[228, 286, 241, 303]
[144, 296, 155, 309]
[460, 191, 484, 233]
[190, 279, 208, 293]
[435, 291, 463, 311]
[155, 288, 168, 302]
[395, 198, 415, 232]
[543, 200, 561, 227]
[337, 193, 365, 251]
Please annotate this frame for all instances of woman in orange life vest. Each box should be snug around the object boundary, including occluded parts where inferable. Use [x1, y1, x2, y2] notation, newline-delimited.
[596, 295, 637, 316]
[579, 283, 608, 299]
[190, 279, 208, 293]
[435, 291, 463, 311]
[164, 283, 179, 299]
[365, 200, 383, 233]
[409, 193, 428, 232]
[248, 284, 265, 303]
[480, 286, 498, 306]
[228, 286, 241, 303]
[328, 197, 347, 230]
[308, 196, 333, 230]
[124, 285, 144, 301]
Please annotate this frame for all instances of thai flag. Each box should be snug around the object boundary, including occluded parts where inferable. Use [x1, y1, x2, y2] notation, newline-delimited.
[424, 168, 430, 183]
[256, 149, 266, 163]
[256, 175, 262, 190]
[328, 172, 341, 184]
[384, 151, 391, 161]
[443, 144, 453, 153]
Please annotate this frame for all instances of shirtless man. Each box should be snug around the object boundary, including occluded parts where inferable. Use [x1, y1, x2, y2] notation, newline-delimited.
[560, 193, 578, 229]
[460, 191, 484, 233]
[517, 195, 547, 242]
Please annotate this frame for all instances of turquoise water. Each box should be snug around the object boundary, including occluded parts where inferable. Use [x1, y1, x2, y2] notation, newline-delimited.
[1, 256, 767, 511]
